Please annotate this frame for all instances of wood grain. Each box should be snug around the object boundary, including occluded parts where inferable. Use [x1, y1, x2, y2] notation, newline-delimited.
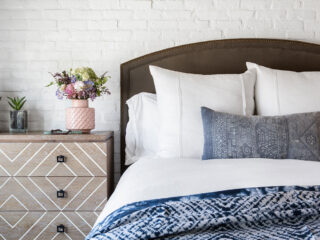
[0, 142, 108, 177]
[0, 131, 113, 143]
[0, 132, 113, 240]
[0, 211, 101, 240]
[0, 177, 107, 211]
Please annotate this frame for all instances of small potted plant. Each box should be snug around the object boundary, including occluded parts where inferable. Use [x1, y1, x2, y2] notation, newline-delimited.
[8, 96, 27, 133]
[47, 67, 110, 133]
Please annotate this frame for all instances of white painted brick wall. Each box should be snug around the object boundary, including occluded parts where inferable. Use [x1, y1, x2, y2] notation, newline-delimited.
[0, 0, 320, 181]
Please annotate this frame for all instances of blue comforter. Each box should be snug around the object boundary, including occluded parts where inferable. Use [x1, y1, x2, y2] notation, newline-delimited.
[87, 185, 320, 240]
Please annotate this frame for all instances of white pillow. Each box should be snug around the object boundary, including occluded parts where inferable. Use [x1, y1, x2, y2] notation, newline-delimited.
[125, 92, 159, 165]
[150, 66, 256, 159]
[247, 62, 320, 116]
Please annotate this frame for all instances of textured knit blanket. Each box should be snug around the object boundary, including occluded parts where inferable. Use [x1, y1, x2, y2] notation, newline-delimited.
[87, 186, 320, 240]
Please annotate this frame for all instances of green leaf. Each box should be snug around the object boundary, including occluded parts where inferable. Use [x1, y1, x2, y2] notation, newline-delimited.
[18, 100, 26, 110]
[46, 81, 55, 87]
[8, 102, 16, 110]
[17, 97, 25, 105]
[7, 96, 27, 110]
[8, 97, 16, 107]
[100, 71, 108, 79]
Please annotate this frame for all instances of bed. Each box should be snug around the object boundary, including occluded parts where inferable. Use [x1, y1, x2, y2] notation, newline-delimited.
[87, 39, 320, 239]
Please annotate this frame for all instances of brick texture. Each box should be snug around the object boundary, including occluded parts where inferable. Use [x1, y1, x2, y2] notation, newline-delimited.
[0, 0, 319, 181]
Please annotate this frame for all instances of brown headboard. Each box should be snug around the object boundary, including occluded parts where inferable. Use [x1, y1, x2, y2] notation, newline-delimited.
[120, 38, 320, 173]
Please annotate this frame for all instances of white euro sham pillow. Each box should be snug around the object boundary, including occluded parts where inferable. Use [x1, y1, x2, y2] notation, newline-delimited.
[150, 66, 256, 159]
[125, 92, 159, 165]
[247, 62, 320, 116]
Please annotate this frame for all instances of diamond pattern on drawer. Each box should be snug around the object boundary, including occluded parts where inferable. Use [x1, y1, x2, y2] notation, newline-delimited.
[0, 142, 107, 177]
[0, 134, 111, 240]
[0, 211, 28, 229]
[0, 143, 31, 162]
[0, 178, 45, 211]
[0, 195, 27, 212]
[0, 177, 107, 211]
[0, 211, 100, 240]
[0, 143, 45, 177]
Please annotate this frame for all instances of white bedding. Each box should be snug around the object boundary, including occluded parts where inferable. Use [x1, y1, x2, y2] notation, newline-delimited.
[96, 157, 320, 225]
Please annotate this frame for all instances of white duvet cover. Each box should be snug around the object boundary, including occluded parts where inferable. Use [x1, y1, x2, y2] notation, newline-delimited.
[95, 157, 320, 225]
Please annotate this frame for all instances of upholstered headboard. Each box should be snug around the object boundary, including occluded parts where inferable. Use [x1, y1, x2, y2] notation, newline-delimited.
[120, 38, 320, 173]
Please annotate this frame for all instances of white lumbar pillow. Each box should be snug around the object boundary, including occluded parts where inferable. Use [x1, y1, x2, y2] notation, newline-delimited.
[150, 65, 256, 159]
[247, 62, 320, 116]
[125, 92, 159, 165]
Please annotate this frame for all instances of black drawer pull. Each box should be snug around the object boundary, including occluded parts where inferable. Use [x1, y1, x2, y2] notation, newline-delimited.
[57, 190, 66, 198]
[57, 224, 65, 233]
[57, 155, 65, 163]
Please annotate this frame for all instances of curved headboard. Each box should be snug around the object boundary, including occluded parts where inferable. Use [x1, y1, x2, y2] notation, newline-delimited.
[120, 38, 320, 173]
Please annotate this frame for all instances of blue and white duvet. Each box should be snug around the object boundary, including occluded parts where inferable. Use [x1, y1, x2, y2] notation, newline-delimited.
[87, 157, 320, 240]
[87, 185, 320, 239]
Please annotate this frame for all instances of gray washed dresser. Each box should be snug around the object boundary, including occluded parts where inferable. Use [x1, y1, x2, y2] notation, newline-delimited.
[0, 131, 114, 240]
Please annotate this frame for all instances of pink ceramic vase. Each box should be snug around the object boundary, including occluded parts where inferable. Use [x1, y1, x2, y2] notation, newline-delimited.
[66, 99, 95, 133]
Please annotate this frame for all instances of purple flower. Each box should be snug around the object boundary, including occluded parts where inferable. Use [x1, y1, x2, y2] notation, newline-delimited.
[56, 89, 64, 99]
[71, 75, 77, 83]
[89, 92, 97, 100]
[84, 80, 94, 89]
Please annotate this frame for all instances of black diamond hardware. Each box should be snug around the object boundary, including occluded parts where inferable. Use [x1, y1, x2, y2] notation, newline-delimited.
[57, 224, 65, 233]
[56, 155, 65, 163]
[57, 190, 65, 198]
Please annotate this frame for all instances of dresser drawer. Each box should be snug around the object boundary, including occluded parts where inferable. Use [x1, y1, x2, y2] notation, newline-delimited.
[0, 132, 113, 239]
[0, 177, 107, 211]
[0, 142, 107, 177]
[0, 211, 100, 240]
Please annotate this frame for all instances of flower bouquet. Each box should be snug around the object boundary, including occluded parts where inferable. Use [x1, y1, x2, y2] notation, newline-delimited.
[47, 67, 111, 133]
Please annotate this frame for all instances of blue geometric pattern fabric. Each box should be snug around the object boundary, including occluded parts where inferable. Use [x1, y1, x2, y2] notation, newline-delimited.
[201, 107, 320, 161]
[87, 185, 320, 240]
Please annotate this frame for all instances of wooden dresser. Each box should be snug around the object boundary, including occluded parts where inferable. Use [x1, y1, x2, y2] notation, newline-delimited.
[0, 131, 113, 240]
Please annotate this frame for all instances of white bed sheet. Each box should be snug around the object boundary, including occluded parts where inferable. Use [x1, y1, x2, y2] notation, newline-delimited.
[96, 157, 320, 225]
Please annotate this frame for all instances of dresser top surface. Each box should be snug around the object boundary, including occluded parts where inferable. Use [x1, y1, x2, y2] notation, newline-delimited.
[0, 131, 113, 142]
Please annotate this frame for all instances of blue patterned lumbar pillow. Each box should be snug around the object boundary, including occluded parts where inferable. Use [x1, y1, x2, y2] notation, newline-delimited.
[201, 107, 320, 161]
